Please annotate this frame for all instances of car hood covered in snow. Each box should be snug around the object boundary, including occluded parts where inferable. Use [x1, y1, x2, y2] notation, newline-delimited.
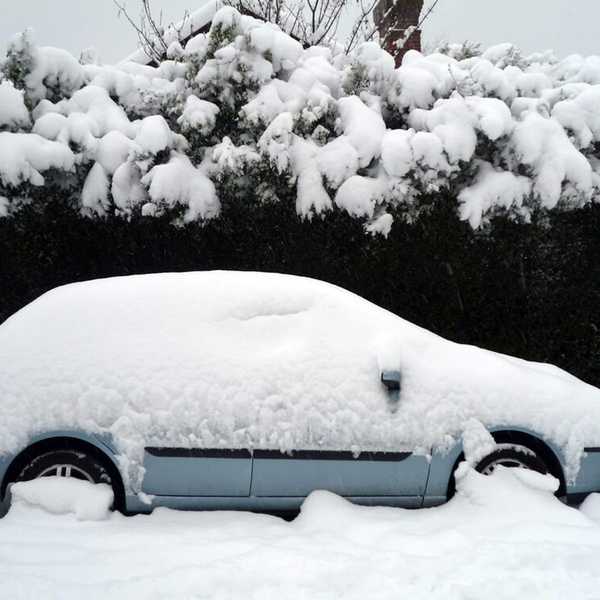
[1, 271, 599, 488]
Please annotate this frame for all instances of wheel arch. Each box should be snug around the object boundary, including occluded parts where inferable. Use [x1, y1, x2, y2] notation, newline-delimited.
[446, 428, 566, 499]
[1, 432, 125, 511]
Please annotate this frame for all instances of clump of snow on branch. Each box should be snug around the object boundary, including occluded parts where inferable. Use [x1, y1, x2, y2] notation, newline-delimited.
[0, 81, 30, 129]
[177, 96, 220, 135]
[1, 11, 600, 233]
[0, 132, 74, 187]
[141, 153, 219, 221]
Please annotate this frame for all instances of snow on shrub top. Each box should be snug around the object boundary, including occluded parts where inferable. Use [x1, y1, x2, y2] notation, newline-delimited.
[1, 271, 600, 491]
[0, 80, 30, 129]
[1, 12, 600, 228]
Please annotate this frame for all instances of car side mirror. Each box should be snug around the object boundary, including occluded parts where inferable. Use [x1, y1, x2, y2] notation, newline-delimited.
[381, 370, 401, 392]
[381, 370, 401, 412]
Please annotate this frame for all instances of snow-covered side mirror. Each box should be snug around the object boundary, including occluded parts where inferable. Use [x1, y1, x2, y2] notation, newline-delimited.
[381, 370, 401, 412]
[381, 370, 401, 392]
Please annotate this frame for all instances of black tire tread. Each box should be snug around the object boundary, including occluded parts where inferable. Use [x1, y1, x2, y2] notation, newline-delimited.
[14, 448, 115, 507]
[475, 447, 549, 475]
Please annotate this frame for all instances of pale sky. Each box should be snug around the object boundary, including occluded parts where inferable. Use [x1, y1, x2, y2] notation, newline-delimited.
[0, 0, 597, 64]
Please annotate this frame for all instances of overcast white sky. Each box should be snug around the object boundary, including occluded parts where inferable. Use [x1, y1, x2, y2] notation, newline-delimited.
[0, 0, 597, 64]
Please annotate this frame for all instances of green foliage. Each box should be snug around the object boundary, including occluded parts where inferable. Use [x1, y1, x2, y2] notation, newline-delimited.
[2, 30, 35, 108]
[342, 61, 371, 96]
[206, 18, 240, 59]
[3, 31, 35, 90]
[436, 41, 482, 61]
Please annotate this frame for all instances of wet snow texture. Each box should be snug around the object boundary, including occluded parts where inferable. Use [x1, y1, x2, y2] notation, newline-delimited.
[1, 467, 600, 599]
[1, 271, 600, 492]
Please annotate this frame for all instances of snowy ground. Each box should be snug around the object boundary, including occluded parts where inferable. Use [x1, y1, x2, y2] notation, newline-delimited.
[1, 466, 600, 599]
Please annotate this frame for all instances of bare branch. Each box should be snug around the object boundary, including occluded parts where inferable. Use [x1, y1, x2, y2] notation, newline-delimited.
[417, 0, 441, 29]
[313, 0, 346, 46]
[114, 0, 412, 61]
[114, 0, 200, 63]
[142, 0, 168, 54]
[113, 0, 164, 63]
[344, 0, 377, 53]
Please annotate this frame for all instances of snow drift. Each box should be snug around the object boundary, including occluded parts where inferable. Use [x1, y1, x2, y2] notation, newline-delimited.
[2, 465, 600, 599]
[1, 271, 599, 491]
[10, 477, 113, 521]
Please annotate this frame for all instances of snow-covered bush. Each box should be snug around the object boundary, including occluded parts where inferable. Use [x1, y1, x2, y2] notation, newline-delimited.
[1, 14, 600, 234]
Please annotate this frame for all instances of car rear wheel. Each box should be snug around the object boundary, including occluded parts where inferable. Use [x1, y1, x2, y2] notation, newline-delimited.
[12, 448, 118, 507]
[475, 443, 549, 476]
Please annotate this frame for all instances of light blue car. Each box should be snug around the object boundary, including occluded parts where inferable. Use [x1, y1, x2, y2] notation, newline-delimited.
[1, 271, 600, 515]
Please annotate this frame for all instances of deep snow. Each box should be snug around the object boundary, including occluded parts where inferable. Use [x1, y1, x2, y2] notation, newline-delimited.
[1, 466, 600, 599]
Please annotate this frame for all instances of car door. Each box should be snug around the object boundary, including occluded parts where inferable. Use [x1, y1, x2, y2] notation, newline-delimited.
[250, 447, 430, 506]
[141, 447, 252, 496]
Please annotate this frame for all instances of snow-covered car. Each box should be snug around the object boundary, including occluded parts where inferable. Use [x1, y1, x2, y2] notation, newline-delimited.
[1, 270, 600, 515]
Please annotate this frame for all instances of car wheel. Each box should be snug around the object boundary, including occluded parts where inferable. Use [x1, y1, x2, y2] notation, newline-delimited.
[476, 443, 549, 475]
[13, 448, 117, 505]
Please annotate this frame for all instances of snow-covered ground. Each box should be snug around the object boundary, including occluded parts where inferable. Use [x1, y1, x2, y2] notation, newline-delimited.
[1, 466, 600, 599]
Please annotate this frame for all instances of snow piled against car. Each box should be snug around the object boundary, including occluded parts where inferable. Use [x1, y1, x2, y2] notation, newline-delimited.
[3, 466, 600, 598]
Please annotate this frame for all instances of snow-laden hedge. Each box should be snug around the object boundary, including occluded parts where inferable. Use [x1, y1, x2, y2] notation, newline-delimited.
[1, 8, 600, 234]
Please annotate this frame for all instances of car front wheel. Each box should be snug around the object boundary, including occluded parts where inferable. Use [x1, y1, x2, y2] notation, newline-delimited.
[12, 448, 119, 507]
[475, 443, 549, 476]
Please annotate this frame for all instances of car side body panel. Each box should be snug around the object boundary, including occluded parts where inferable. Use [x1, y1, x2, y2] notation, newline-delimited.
[422, 443, 464, 507]
[250, 449, 429, 498]
[125, 494, 425, 513]
[2, 426, 600, 516]
[142, 448, 253, 496]
[568, 448, 600, 501]
[0, 454, 12, 517]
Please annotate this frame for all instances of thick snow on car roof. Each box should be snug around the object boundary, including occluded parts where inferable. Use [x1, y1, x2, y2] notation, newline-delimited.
[1, 270, 599, 490]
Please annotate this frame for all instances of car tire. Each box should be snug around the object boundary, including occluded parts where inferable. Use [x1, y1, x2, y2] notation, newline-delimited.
[475, 443, 549, 476]
[12, 448, 118, 508]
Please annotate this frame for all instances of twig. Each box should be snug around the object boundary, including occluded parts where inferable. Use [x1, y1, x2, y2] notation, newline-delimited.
[417, 0, 441, 29]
